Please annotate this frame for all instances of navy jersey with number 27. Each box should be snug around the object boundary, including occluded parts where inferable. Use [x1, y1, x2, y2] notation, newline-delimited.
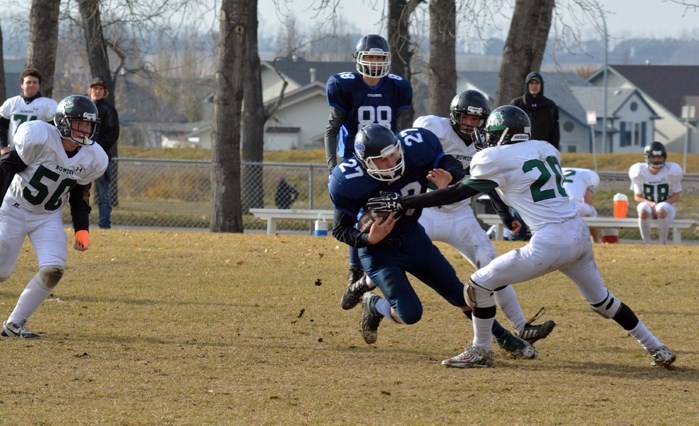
[329, 127, 444, 237]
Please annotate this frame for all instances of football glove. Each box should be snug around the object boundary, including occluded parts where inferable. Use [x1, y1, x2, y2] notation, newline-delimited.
[366, 191, 404, 212]
[74, 230, 91, 251]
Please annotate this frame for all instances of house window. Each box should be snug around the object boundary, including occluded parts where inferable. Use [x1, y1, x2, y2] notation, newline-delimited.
[630, 101, 638, 112]
[620, 121, 646, 147]
[562, 121, 574, 132]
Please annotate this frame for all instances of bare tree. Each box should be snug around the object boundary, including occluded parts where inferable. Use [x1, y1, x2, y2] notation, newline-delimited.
[25, 0, 60, 97]
[388, 0, 423, 128]
[495, 0, 555, 106]
[0, 24, 5, 102]
[77, 0, 114, 104]
[241, 0, 265, 212]
[211, 0, 248, 233]
[428, 0, 456, 117]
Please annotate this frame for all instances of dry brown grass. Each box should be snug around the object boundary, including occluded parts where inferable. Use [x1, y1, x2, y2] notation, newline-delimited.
[1, 230, 697, 425]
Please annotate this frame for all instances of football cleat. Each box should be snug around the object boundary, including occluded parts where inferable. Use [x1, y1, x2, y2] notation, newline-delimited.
[347, 267, 364, 287]
[360, 292, 383, 345]
[648, 345, 676, 368]
[517, 307, 556, 344]
[495, 330, 537, 359]
[442, 346, 495, 368]
[340, 274, 377, 310]
[1, 320, 39, 339]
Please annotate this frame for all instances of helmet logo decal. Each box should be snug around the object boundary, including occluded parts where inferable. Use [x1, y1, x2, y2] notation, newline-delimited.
[466, 106, 483, 115]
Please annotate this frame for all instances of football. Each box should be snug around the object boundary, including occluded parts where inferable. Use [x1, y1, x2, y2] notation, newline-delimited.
[358, 209, 392, 232]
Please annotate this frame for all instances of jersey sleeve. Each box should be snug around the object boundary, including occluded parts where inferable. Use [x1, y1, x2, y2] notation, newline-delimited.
[326, 73, 352, 112]
[0, 98, 11, 118]
[393, 76, 413, 111]
[39, 98, 58, 121]
[667, 162, 683, 193]
[469, 149, 502, 183]
[587, 169, 600, 191]
[14, 122, 48, 166]
[628, 163, 644, 192]
[413, 116, 448, 140]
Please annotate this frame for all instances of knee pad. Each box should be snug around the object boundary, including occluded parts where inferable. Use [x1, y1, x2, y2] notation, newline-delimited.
[37, 265, 65, 289]
[465, 278, 494, 309]
[590, 290, 621, 319]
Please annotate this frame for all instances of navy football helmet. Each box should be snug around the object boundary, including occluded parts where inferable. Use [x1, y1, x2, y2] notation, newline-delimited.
[478, 105, 531, 150]
[354, 124, 404, 182]
[644, 141, 667, 170]
[54, 95, 99, 146]
[449, 90, 491, 143]
[353, 34, 391, 79]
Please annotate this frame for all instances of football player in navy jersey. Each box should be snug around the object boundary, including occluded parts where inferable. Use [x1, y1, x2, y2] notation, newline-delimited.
[324, 34, 413, 292]
[328, 124, 536, 359]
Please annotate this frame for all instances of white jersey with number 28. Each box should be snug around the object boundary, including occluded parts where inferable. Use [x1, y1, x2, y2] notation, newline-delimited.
[470, 139, 577, 233]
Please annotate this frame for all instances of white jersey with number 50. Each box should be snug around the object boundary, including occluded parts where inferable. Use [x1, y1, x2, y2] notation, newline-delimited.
[470, 139, 577, 233]
[0, 96, 57, 147]
[6, 120, 108, 214]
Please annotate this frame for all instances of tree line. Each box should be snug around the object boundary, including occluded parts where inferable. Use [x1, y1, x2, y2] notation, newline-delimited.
[2, 0, 613, 232]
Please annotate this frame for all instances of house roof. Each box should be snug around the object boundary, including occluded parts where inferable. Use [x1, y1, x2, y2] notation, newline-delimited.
[592, 65, 699, 118]
[263, 57, 354, 86]
[457, 71, 592, 126]
[263, 81, 325, 109]
[569, 86, 658, 119]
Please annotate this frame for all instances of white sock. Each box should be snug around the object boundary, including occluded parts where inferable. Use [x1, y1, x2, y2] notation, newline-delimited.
[639, 218, 651, 243]
[627, 321, 661, 351]
[472, 315, 494, 350]
[7, 276, 51, 325]
[494, 286, 526, 331]
[657, 217, 669, 244]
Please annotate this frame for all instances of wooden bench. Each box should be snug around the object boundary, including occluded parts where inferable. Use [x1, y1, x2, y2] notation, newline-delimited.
[478, 214, 697, 244]
[249, 208, 334, 234]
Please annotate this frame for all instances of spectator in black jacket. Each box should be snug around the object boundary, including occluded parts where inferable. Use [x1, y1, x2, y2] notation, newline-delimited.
[510, 72, 560, 150]
[88, 77, 120, 229]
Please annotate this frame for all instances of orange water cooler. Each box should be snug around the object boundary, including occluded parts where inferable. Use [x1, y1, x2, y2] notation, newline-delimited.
[613, 193, 629, 218]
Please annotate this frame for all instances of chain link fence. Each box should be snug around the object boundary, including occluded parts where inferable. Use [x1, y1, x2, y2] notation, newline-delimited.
[79, 159, 699, 241]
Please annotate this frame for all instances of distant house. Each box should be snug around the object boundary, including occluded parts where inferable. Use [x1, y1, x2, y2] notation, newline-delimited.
[569, 86, 659, 153]
[587, 65, 699, 153]
[2, 59, 24, 98]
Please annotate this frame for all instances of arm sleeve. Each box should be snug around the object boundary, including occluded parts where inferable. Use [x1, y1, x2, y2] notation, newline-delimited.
[402, 181, 481, 209]
[0, 117, 9, 147]
[0, 149, 28, 202]
[68, 183, 92, 232]
[324, 107, 346, 173]
[331, 209, 371, 248]
[488, 190, 516, 229]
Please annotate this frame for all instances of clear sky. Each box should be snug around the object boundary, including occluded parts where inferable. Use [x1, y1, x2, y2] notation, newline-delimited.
[258, 0, 699, 40]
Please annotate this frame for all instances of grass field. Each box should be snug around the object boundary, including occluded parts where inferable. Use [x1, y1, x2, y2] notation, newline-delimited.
[1, 230, 697, 425]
